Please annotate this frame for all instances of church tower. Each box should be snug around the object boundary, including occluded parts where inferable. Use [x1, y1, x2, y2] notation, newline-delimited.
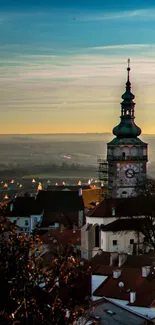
[107, 60, 148, 198]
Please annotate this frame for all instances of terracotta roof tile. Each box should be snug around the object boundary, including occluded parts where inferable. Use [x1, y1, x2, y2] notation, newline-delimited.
[102, 218, 149, 232]
[88, 196, 155, 218]
[93, 267, 155, 307]
[40, 229, 81, 246]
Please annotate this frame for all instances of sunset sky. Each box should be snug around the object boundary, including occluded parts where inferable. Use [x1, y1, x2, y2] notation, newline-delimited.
[1, 0, 155, 134]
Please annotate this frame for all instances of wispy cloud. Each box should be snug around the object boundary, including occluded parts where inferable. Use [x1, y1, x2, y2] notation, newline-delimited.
[90, 44, 155, 50]
[79, 8, 155, 21]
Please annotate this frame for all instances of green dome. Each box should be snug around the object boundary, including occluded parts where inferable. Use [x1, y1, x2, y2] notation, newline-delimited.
[113, 116, 141, 138]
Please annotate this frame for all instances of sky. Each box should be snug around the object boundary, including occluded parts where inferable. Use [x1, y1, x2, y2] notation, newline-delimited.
[1, 0, 155, 133]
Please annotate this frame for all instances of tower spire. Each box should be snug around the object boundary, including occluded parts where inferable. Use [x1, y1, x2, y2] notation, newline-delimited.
[112, 59, 141, 138]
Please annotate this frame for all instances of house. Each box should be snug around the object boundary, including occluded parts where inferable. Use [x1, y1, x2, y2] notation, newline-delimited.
[81, 196, 155, 259]
[36, 190, 85, 229]
[47, 184, 101, 209]
[92, 266, 155, 320]
[89, 250, 155, 320]
[3, 196, 43, 233]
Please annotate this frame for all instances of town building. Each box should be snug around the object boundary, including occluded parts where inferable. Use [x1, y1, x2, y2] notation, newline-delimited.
[2, 196, 43, 233]
[81, 61, 152, 260]
[106, 59, 148, 198]
[88, 250, 155, 321]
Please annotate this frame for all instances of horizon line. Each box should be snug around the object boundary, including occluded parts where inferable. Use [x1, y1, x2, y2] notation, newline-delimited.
[0, 132, 154, 136]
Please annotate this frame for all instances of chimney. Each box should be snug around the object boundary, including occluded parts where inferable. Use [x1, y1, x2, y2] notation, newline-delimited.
[110, 252, 118, 266]
[112, 206, 115, 216]
[113, 269, 121, 279]
[60, 224, 64, 233]
[79, 188, 82, 196]
[130, 291, 136, 304]
[73, 224, 77, 233]
[118, 253, 128, 267]
[142, 266, 151, 277]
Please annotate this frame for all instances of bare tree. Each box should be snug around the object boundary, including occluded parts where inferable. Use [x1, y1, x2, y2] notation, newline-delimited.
[0, 216, 91, 325]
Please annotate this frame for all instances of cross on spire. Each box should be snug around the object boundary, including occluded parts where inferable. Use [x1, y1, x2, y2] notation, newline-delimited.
[127, 58, 130, 82]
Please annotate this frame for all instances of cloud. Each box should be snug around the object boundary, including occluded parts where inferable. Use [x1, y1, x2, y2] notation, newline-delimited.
[79, 8, 155, 22]
[90, 44, 155, 50]
[1, 46, 155, 133]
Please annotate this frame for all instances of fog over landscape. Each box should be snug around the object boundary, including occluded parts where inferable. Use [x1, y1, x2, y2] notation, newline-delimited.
[0, 133, 154, 180]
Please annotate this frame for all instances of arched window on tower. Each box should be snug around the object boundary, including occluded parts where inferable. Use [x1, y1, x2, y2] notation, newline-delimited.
[122, 152, 125, 159]
[95, 225, 100, 247]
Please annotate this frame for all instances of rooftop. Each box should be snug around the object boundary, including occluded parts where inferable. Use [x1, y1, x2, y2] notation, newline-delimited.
[36, 190, 84, 211]
[40, 229, 81, 246]
[91, 298, 153, 325]
[4, 196, 43, 217]
[93, 267, 155, 307]
[87, 196, 155, 218]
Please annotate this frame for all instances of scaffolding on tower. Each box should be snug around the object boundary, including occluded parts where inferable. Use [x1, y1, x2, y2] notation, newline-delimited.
[97, 158, 113, 198]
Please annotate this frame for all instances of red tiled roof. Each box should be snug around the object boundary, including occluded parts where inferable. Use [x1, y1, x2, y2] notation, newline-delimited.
[87, 198, 124, 218]
[91, 251, 155, 271]
[93, 267, 155, 307]
[102, 218, 149, 232]
[42, 210, 80, 227]
[90, 251, 111, 270]
[87, 196, 155, 218]
[116, 196, 155, 217]
[40, 229, 81, 246]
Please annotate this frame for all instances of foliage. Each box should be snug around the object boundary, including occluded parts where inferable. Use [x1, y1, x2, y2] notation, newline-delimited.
[0, 217, 91, 325]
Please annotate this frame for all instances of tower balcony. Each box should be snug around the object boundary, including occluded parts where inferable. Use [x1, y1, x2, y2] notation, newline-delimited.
[107, 155, 148, 162]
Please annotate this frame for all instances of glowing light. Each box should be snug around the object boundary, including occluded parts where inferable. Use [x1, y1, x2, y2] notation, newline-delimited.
[4, 183, 8, 188]
[88, 179, 91, 185]
[10, 179, 14, 184]
[55, 183, 58, 186]
[37, 182, 42, 191]
[78, 180, 81, 186]
[19, 184, 22, 188]
[62, 182, 66, 186]
[32, 178, 36, 183]
[4, 194, 8, 199]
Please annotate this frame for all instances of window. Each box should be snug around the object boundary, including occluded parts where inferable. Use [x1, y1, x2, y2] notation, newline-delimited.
[122, 152, 125, 158]
[113, 240, 117, 246]
[95, 225, 100, 247]
[25, 220, 29, 226]
[130, 239, 134, 245]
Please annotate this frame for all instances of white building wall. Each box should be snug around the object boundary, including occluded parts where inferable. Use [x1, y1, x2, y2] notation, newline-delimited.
[101, 230, 144, 254]
[78, 210, 84, 228]
[8, 217, 30, 230]
[86, 216, 116, 226]
[8, 213, 43, 233]
[30, 214, 43, 232]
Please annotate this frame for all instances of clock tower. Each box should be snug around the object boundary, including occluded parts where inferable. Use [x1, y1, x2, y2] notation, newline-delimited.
[107, 60, 148, 198]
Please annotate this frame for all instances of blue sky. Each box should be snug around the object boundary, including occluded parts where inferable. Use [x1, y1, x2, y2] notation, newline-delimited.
[1, 0, 155, 133]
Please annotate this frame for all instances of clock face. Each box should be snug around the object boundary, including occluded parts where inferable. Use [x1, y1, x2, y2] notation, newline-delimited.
[125, 168, 135, 179]
[120, 164, 141, 185]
